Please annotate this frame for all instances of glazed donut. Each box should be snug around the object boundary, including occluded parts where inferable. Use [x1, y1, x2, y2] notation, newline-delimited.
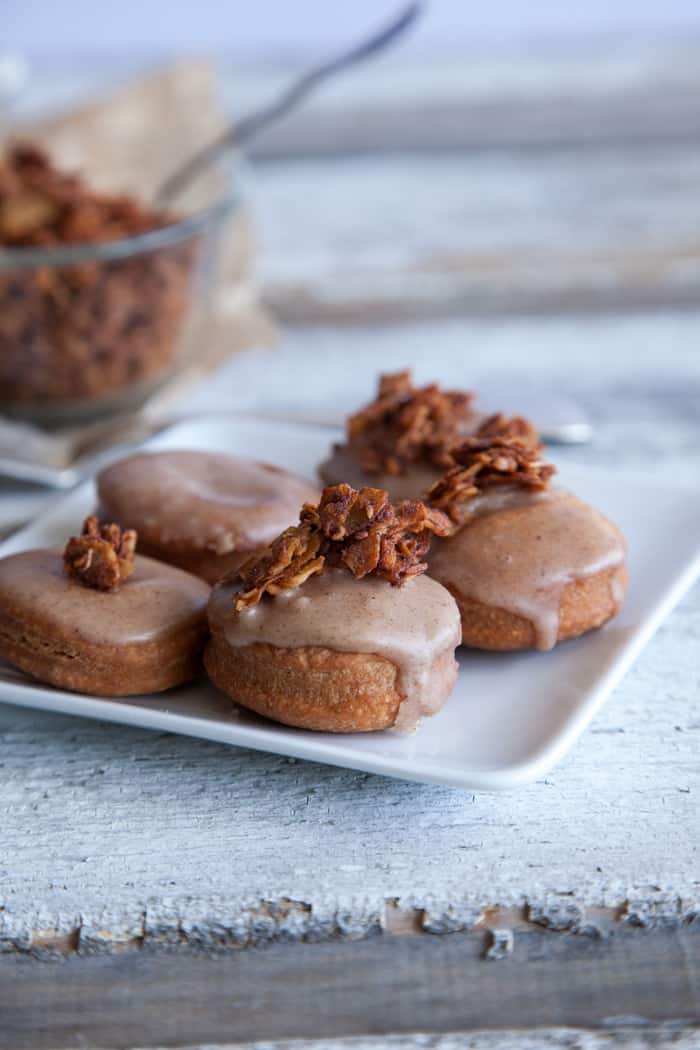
[429, 492, 626, 651]
[205, 484, 461, 733]
[97, 450, 319, 583]
[206, 569, 461, 732]
[425, 439, 627, 651]
[0, 543, 210, 696]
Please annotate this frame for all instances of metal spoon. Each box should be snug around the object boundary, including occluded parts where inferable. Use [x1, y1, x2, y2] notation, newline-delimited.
[156, 2, 424, 205]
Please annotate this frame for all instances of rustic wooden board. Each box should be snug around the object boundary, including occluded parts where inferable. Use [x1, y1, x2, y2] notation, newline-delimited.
[226, 42, 700, 323]
[238, 41, 700, 157]
[252, 148, 700, 323]
[21, 1032, 697, 1050]
[2, 927, 699, 1050]
[77, 1034, 700, 1050]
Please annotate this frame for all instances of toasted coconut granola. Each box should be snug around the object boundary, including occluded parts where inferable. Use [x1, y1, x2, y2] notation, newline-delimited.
[425, 436, 556, 525]
[345, 369, 474, 475]
[475, 412, 541, 450]
[235, 484, 451, 609]
[0, 142, 177, 247]
[64, 515, 137, 591]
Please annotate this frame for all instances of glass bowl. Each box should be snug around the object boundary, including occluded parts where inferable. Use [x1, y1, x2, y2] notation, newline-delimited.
[0, 175, 240, 426]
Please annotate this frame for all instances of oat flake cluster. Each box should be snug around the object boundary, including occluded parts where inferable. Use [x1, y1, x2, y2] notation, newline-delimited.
[346, 369, 475, 475]
[64, 515, 137, 591]
[425, 436, 556, 525]
[235, 484, 452, 610]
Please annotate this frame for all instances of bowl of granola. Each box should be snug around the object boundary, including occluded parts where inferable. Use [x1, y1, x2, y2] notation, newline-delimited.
[0, 142, 239, 425]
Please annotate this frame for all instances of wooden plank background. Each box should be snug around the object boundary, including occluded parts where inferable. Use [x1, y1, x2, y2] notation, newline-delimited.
[2, 927, 699, 1049]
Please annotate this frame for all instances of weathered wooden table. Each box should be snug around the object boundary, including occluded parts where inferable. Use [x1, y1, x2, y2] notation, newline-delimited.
[1, 40, 699, 1050]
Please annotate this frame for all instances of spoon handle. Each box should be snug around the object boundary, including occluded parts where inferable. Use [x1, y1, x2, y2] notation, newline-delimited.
[156, 2, 423, 205]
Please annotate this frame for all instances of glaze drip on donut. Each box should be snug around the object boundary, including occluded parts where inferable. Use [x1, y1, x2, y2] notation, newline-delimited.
[428, 487, 626, 651]
[208, 568, 461, 731]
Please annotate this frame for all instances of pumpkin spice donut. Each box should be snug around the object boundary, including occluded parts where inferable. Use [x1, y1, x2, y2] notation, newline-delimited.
[97, 450, 319, 583]
[319, 370, 478, 500]
[425, 437, 628, 651]
[205, 484, 462, 733]
[0, 516, 210, 695]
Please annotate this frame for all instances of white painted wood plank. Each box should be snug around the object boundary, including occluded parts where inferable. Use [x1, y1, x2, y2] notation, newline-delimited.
[140, 1033, 700, 1050]
[11, 4, 700, 59]
[12, 40, 700, 152]
[250, 149, 700, 321]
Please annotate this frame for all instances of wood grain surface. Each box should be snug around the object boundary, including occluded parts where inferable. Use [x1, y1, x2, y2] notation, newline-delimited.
[239, 40, 700, 157]
[240, 41, 700, 324]
[2, 927, 699, 1049]
[253, 148, 700, 323]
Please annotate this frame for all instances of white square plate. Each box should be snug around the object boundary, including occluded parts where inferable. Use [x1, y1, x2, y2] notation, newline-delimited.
[1, 417, 698, 790]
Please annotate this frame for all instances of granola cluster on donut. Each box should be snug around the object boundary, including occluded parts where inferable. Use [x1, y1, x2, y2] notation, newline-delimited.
[347, 370, 475, 476]
[319, 371, 479, 500]
[425, 435, 556, 526]
[425, 433, 627, 652]
[64, 515, 137, 591]
[235, 483, 452, 609]
[474, 412, 541, 448]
